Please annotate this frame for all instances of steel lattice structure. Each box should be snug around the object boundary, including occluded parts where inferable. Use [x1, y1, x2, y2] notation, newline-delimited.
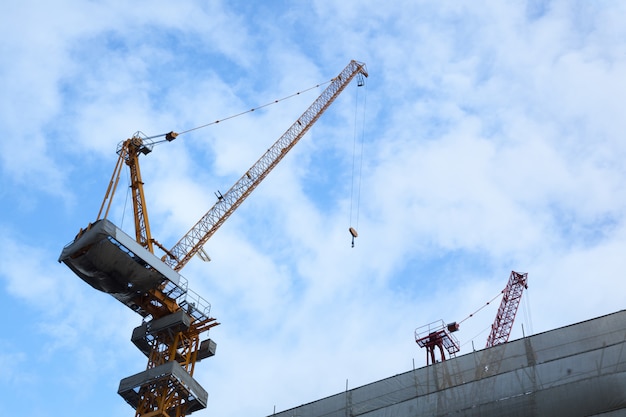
[164, 60, 368, 271]
[485, 271, 528, 348]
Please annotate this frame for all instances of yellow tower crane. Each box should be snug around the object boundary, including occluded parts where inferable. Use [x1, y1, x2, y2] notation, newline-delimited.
[59, 60, 368, 417]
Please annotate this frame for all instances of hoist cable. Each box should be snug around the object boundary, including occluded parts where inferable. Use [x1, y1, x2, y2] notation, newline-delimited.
[460, 324, 492, 348]
[355, 82, 367, 230]
[349, 92, 359, 227]
[349, 78, 367, 231]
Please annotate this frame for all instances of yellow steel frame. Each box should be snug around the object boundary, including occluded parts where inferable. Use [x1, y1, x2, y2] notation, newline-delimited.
[133, 317, 218, 417]
[97, 137, 154, 252]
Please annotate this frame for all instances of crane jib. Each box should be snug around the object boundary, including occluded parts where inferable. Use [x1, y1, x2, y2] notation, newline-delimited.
[164, 60, 368, 271]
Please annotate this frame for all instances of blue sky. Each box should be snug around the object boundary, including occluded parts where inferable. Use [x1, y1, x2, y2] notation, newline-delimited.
[2, 1, 626, 416]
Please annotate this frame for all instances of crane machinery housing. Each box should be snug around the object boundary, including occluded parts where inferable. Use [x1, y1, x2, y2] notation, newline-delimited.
[59, 60, 368, 417]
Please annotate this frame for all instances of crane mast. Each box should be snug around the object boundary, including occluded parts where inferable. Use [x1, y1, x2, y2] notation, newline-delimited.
[165, 59, 368, 271]
[59, 60, 368, 417]
[97, 137, 157, 252]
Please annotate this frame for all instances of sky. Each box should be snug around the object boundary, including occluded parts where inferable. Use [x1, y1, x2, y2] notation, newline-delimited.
[1, 1, 625, 416]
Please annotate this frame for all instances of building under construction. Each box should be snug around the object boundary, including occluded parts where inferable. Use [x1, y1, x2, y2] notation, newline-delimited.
[268, 309, 626, 417]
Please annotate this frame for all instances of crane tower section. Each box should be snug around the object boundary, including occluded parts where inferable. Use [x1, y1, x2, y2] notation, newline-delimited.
[485, 271, 528, 348]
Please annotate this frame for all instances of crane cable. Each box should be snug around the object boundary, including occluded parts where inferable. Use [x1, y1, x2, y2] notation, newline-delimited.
[457, 290, 503, 326]
[131, 76, 368, 247]
[115, 76, 342, 242]
[349, 74, 367, 247]
[454, 290, 504, 349]
[142, 79, 334, 145]
[458, 284, 534, 347]
[522, 286, 534, 336]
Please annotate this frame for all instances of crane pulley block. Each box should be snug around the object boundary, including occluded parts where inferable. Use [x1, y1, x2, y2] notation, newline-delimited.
[165, 131, 178, 141]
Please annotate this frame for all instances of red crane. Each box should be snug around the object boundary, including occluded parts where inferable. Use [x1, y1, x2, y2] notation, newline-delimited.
[415, 271, 528, 365]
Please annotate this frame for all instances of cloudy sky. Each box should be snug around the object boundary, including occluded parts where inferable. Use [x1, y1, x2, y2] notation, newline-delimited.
[1, 1, 625, 416]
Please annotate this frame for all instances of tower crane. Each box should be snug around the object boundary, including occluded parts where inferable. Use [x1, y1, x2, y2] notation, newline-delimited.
[415, 271, 528, 364]
[59, 60, 368, 417]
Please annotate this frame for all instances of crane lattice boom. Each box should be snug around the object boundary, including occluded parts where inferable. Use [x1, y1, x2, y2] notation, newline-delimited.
[485, 271, 528, 348]
[164, 60, 368, 271]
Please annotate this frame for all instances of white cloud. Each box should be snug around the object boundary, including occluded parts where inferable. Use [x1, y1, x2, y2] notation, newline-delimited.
[2, 1, 626, 416]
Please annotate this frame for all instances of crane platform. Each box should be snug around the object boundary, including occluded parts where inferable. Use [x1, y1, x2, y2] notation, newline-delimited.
[58, 219, 184, 316]
[118, 360, 208, 414]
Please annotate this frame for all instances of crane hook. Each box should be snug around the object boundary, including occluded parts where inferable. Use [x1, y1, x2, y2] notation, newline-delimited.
[349, 227, 358, 248]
